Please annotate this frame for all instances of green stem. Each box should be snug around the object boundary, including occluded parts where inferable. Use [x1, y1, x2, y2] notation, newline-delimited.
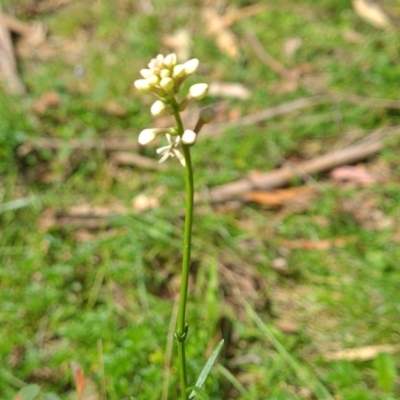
[172, 104, 194, 400]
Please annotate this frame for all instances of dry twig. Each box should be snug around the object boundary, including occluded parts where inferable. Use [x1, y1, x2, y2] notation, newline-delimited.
[207, 125, 400, 203]
[0, 7, 26, 94]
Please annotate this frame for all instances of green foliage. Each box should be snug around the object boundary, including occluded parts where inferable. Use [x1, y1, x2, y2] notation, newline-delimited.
[2, 0, 400, 399]
[374, 353, 397, 394]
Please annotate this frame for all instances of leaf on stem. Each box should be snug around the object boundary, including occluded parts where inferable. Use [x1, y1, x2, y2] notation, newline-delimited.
[189, 339, 224, 399]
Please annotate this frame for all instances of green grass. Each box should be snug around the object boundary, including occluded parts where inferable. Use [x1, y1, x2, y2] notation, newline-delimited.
[1, 0, 400, 399]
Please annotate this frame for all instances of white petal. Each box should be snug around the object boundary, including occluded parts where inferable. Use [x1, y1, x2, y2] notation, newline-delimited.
[156, 145, 169, 154]
[174, 149, 186, 166]
[158, 152, 171, 163]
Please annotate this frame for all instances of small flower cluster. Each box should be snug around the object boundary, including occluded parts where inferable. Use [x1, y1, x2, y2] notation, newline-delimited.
[134, 53, 214, 166]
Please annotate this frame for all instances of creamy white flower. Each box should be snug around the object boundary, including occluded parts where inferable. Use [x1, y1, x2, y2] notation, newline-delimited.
[146, 75, 159, 86]
[182, 129, 197, 145]
[150, 100, 167, 117]
[184, 58, 199, 75]
[134, 79, 152, 93]
[172, 64, 185, 79]
[189, 83, 208, 100]
[138, 128, 172, 145]
[138, 129, 157, 145]
[156, 134, 185, 166]
[160, 69, 171, 78]
[148, 55, 164, 71]
[140, 69, 154, 79]
[163, 53, 177, 68]
[159, 77, 174, 92]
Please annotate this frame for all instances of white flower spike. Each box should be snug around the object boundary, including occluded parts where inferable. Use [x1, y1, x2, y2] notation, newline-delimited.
[135, 53, 210, 165]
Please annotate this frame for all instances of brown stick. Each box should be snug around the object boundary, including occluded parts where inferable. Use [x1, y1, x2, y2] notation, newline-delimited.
[203, 95, 325, 135]
[110, 151, 166, 170]
[17, 137, 140, 156]
[203, 93, 400, 136]
[0, 7, 26, 94]
[0, 12, 32, 36]
[207, 126, 400, 203]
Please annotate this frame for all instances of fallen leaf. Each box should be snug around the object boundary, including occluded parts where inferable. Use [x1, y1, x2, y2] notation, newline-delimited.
[280, 238, 349, 250]
[244, 186, 318, 207]
[132, 193, 159, 211]
[32, 91, 61, 114]
[324, 344, 400, 362]
[202, 8, 239, 59]
[162, 29, 191, 61]
[282, 37, 302, 59]
[104, 101, 127, 117]
[274, 319, 299, 334]
[70, 361, 86, 399]
[330, 165, 375, 186]
[352, 0, 393, 29]
[208, 82, 251, 99]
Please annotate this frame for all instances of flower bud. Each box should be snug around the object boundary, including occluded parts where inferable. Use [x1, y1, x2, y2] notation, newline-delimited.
[134, 79, 152, 93]
[151, 100, 167, 117]
[182, 129, 197, 145]
[160, 69, 171, 78]
[199, 107, 215, 123]
[189, 83, 208, 100]
[184, 58, 199, 75]
[160, 77, 174, 92]
[163, 53, 177, 68]
[140, 69, 154, 79]
[146, 75, 159, 86]
[138, 129, 158, 145]
[172, 64, 185, 79]
[138, 128, 172, 145]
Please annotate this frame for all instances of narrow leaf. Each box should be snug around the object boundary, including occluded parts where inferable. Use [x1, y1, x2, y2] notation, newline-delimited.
[187, 386, 210, 400]
[14, 384, 41, 400]
[189, 339, 224, 399]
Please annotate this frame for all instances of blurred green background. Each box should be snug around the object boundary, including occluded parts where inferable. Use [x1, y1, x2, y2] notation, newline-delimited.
[1, 0, 400, 399]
